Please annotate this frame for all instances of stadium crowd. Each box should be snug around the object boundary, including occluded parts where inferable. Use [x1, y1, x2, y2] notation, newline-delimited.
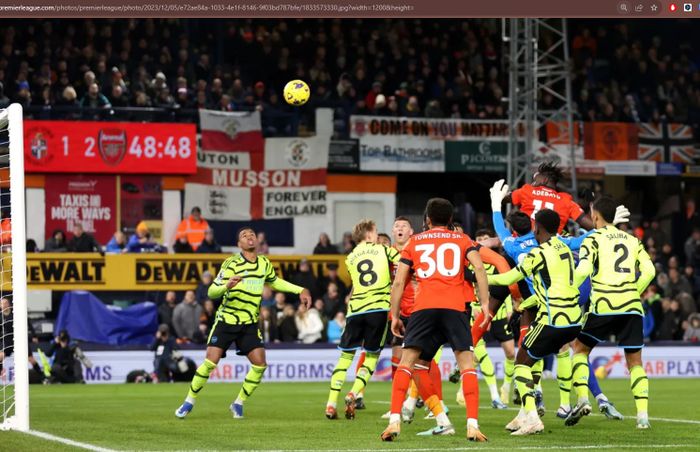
[2, 19, 697, 135]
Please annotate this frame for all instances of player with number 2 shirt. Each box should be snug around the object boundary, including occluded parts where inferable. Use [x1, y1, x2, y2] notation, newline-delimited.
[381, 198, 490, 442]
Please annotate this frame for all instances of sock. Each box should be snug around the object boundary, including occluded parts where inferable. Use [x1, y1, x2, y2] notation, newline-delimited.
[350, 352, 379, 395]
[460, 368, 479, 420]
[596, 393, 609, 404]
[186, 359, 217, 402]
[235, 364, 267, 404]
[514, 364, 536, 413]
[391, 366, 413, 415]
[518, 326, 528, 348]
[403, 380, 419, 411]
[428, 361, 443, 400]
[475, 342, 498, 401]
[355, 351, 366, 374]
[556, 350, 572, 408]
[32, 361, 42, 374]
[327, 351, 354, 407]
[390, 356, 400, 380]
[629, 365, 649, 416]
[414, 366, 449, 425]
[572, 353, 590, 402]
[587, 356, 603, 398]
[471, 310, 490, 345]
[531, 360, 543, 392]
[503, 356, 515, 388]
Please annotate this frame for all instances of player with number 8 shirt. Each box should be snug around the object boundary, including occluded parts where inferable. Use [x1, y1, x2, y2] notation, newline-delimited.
[325, 219, 401, 421]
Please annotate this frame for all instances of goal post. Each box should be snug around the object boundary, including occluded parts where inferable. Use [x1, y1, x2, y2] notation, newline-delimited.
[0, 103, 28, 431]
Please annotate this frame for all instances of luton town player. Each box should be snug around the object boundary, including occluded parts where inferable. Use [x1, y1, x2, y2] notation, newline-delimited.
[381, 198, 490, 442]
[565, 196, 656, 429]
[325, 219, 401, 420]
[488, 209, 583, 435]
[175, 227, 312, 419]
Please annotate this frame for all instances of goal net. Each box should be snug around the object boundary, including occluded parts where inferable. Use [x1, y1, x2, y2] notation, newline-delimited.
[0, 104, 28, 431]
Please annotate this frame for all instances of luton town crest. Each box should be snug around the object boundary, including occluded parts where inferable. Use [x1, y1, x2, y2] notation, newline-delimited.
[286, 139, 310, 168]
[25, 126, 53, 165]
[98, 128, 127, 166]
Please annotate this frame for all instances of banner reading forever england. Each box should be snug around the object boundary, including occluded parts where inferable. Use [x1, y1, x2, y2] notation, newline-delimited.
[184, 110, 329, 220]
[350, 115, 513, 172]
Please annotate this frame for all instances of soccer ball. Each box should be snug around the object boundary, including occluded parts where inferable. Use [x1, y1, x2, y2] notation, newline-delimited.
[283, 80, 310, 106]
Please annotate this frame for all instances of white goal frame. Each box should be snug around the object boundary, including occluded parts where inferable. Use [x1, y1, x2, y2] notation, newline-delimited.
[1, 103, 28, 431]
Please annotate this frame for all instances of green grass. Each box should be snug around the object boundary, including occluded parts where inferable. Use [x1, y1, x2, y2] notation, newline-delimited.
[2, 379, 700, 451]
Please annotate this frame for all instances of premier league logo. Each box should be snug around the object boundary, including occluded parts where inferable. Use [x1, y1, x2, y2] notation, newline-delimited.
[98, 128, 127, 166]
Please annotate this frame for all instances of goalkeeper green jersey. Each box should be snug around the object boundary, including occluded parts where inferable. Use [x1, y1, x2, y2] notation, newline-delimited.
[208, 253, 304, 325]
[490, 236, 581, 327]
[576, 225, 655, 316]
[345, 242, 401, 317]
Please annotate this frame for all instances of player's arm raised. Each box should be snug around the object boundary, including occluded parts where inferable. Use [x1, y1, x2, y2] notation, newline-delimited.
[467, 248, 491, 320]
[389, 261, 410, 337]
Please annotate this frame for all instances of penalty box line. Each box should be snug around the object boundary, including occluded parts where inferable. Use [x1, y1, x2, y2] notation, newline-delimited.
[24, 429, 120, 452]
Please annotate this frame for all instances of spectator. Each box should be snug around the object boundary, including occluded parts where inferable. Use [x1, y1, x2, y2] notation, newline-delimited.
[158, 291, 178, 332]
[321, 282, 344, 319]
[277, 304, 299, 342]
[105, 231, 127, 253]
[173, 233, 194, 253]
[15, 80, 31, 109]
[196, 229, 222, 253]
[259, 306, 278, 342]
[291, 258, 320, 301]
[0, 211, 9, 247]
[340, 232, 355, 254]
[80, 82, 111, 109]
[644, 220, 668, 249]
[172, 290, 202, 342]
[198, 299, 216, 339]
[109, 85, 129, 107]
[0, 81, 10, 108]
[319, 263, 348, 300]
[26, 239, 40, 253]
[195, 271, 213, 304]
[684, 228, 700, 267]
[683, 313, 700, 342]
[327, 312, 346, 343]
[313, 233, 337, 254]
[261, 286, 275, 308]
[663, 268, 693, 300]
[67, 224, 101, 252]
[271, 292, 288, 322]
[684, 266, 700, 299]
[176, 207, 209, 251]
[657, 298, 683, 340]
[127, 223, 160, 253]
[295, 302, 324, 344]
[45, 229, 68, 252]
[256, 231, 269, 255]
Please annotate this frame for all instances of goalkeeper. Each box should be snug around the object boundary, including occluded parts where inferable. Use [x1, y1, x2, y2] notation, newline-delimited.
[176, 227, 312, 420]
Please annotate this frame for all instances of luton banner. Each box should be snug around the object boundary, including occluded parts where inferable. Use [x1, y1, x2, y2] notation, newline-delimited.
[184, 110, 329, 219]
[17, 253, 350, 291]
[44, 175, 117, 244]
[24, 120, 196, 174]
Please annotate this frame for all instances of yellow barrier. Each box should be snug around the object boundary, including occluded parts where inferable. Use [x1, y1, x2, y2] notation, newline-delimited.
[18, 253, 350, 291]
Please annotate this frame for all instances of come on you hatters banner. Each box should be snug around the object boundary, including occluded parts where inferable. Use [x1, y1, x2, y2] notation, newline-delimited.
[350, 115, 513, 172]
[184, 110, 329, 220]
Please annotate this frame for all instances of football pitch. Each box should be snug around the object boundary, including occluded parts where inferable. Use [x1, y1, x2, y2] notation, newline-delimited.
[3, 379, 700, 451]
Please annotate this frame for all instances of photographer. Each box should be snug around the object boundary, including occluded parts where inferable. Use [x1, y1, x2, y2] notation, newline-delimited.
[150, 324, 195, 382]
[46, 330, 91, 383]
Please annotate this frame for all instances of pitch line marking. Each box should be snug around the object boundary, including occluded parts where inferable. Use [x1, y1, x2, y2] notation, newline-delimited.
[23, 429, 120, 452]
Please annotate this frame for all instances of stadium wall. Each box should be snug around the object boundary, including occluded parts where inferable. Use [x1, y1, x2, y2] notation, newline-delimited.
[2, 346, 698, 384]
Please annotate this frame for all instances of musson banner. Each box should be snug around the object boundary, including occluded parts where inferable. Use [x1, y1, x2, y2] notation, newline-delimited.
[350, 116, 515, 172]
[18, 253, 350, 291]
[184, 110, 329, 220]
[2, 347, 698, 384]
[44, 175, 117, 244]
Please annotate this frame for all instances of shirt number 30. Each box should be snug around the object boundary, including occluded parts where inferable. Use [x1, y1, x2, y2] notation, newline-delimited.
[414, 243, 461, 278]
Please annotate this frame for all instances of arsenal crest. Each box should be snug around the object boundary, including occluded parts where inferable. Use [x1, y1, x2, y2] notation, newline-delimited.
[98, 129, 127, 166]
